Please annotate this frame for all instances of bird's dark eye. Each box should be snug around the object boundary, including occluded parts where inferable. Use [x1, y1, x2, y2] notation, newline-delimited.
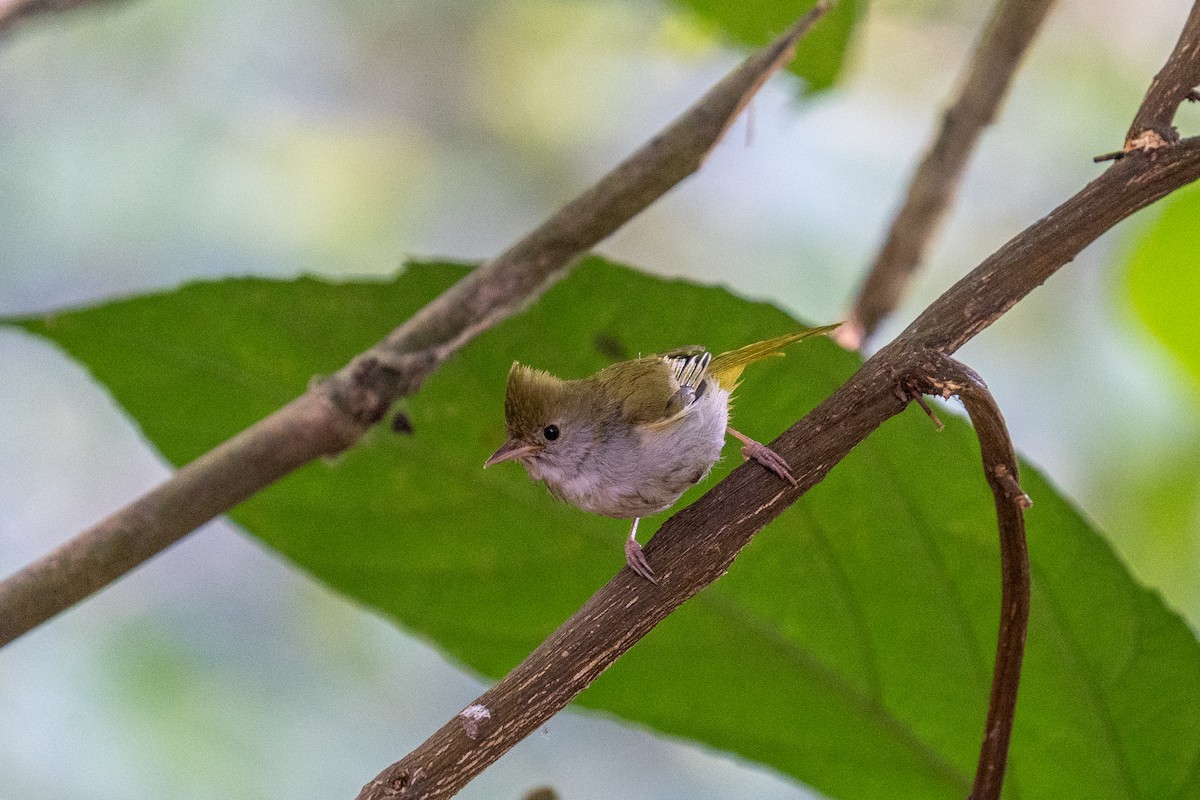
[543, 424, 560, 441]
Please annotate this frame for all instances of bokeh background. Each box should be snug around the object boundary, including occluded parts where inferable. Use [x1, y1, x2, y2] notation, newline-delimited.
[2, 0, 1198, 797]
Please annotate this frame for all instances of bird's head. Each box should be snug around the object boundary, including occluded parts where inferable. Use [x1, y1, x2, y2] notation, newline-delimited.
[484, 362, 600, 482]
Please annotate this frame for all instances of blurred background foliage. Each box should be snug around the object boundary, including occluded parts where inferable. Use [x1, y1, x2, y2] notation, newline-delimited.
[2, 0, 1199, 798]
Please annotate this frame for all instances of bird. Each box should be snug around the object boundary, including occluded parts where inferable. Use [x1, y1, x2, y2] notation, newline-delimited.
[484, 325, 838, 582]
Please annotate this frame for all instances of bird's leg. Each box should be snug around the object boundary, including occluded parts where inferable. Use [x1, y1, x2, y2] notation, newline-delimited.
[727, 427, 797, 486]
[624, 518, 658, 583]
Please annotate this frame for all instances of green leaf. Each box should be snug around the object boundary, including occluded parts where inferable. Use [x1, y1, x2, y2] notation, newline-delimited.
[1126, 181, 1200, 389]
[670, 0, 862, 93]
[11, 257, 1200, 800]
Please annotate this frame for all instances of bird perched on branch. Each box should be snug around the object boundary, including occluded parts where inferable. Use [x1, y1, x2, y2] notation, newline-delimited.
[485, 326, 838, 582]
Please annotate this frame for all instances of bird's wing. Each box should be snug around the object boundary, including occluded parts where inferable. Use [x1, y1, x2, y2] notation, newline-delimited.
[662, 349, 712, 417]
[665, 349, 711, 391]
[707, 324, 840, 392]
[590, 325, 838, 427]
[592, 357, 677, 426]
[592, 351, 710, 427]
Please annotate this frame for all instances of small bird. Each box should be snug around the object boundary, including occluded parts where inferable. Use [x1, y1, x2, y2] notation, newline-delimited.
[484, 326, 838, 582]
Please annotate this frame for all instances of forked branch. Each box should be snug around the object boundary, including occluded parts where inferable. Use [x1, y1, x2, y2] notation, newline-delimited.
[905, 356, 1031, 800]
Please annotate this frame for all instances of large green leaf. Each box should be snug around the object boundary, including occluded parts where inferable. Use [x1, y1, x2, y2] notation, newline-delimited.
[1127, 181, 1200, 389]
[669, 0, 862, 93]
[11, 258, 1200, 800]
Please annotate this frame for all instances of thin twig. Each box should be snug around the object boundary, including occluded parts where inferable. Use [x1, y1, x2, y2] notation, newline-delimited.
[1125, 0, 1200, 150]
[0, 4, 831, 648]
[913, 391, 945, 430]
[906, 355, 1031, 800]
[839, 0, 1058, 348]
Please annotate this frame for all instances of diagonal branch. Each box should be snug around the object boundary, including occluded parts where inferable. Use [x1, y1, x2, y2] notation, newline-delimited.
[358, 135, 1200, 799]
[904, 356, 1031, 800]
[1126, 0, 1200, 149]
[840, 0, 1058, 348]
[0, 3, 832, 649]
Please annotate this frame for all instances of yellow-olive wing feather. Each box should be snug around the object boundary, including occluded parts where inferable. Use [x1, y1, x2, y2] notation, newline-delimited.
[591, 324, 837, 427]
[707, 324, 840, 392]
[591, 357, 685, 426]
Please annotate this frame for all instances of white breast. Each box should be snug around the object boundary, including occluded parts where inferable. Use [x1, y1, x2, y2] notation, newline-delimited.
[551, 379, 730, 519]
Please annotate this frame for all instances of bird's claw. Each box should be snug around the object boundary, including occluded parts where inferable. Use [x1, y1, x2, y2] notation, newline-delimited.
[741, 441, 798, 486]
[625, 538, 658, 584]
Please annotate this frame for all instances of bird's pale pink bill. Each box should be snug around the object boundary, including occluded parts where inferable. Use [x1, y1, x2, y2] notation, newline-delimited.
[484, 439, 544, 468]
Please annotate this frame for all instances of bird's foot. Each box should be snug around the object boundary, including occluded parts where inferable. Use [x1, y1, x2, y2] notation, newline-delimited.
[742, 441, 797, 485]
[624, 537, 658, 584]
[728, 427, 797, 485]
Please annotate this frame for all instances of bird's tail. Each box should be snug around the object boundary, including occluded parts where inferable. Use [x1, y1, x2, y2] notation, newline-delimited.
[708, 323, 840, 392]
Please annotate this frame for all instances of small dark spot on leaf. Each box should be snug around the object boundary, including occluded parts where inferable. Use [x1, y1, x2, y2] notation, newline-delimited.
[594, 333, 627, 361]
[392, 411, 414, 435]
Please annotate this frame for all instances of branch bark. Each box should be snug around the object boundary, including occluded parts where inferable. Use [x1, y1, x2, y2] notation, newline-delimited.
[840, 0, 1058, 347]
[904, 357, 1031, 800]
[1126, 0, 1200, 149]
[0, 3, 831, 648]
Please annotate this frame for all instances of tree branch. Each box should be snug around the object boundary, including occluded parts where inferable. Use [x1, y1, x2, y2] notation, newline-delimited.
[904, 356, 1031, 800]
[1125, 0, 1200, 149]
[0, 3, 832, 649]
[839, 0, 1058, 348]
